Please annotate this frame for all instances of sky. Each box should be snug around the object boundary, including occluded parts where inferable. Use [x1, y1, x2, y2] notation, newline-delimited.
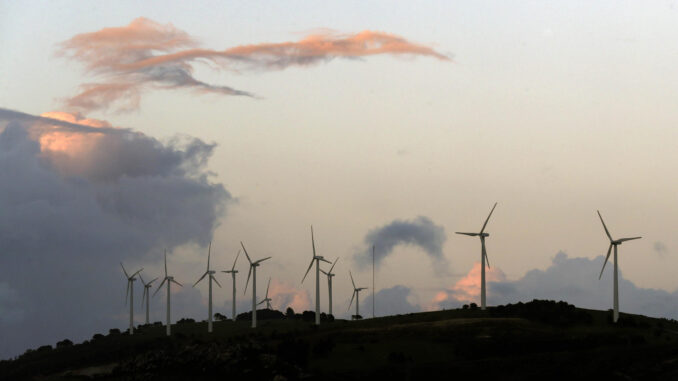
[2, 0, 678, 359]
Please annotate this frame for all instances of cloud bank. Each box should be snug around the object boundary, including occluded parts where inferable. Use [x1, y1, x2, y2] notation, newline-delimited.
[432, 253, 678, 320]
[359, 285, 421, 318]
[0, 110, 230, 358]
[354, 216, 448, 274]
[57, 17, 449, 112]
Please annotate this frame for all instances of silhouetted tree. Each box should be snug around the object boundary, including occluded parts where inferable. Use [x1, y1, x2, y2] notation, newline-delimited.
[286, 307, 295, 319]
[108, 328, 121, 335]
[214, 312, 227, 321]
[469, 303, 478, 310]
[56, 339, 73, 349]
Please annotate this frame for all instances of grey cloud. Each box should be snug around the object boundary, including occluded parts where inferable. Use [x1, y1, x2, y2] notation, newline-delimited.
[360, 285, 421, 318]
[0, 114, 230, 358]
[654, 241, 668, 256]
[355, 216, 448, 274]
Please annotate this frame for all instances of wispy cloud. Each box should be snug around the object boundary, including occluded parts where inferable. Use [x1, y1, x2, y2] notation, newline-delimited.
[57, 17, 449, 112]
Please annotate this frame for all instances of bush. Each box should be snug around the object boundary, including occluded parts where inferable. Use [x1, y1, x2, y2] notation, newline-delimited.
[214, 313, 227, 321]
[177, 318, 195, 324]
[92, 333, 104, 340]
[108, 328, 121, 335]
[286, 307, 295, 319]
[56, 339, 73, 349]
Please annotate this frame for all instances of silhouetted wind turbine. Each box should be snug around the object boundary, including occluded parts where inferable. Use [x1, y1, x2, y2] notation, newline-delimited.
[348, 271, 367, 320]
[241, 242, 271, 328]
[222, 249, 241, 320]
[153, 251, 182, 336]
[258, 277, 273, 309]
[597, 210, 642, 323]
[193, 241, 222, 333]
[139, 274, 158, 325]
[302, 226, 331, 325]
[120, 263, 143, 335]
[320, 257, 339, 316]
[456, 202, 498, 310]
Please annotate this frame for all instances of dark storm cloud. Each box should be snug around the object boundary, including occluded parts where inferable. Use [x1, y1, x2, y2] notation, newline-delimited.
[0, 113, 230, 358]
[354, 216, 448, 274]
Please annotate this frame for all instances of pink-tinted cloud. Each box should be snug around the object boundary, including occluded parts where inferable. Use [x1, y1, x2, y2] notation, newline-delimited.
[427, 262, 507, 310]
[58, 17, 449, 113]
[268, 279, 311, 312]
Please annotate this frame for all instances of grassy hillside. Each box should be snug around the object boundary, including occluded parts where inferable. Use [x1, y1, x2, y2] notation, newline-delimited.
[2, 300, 678, 380]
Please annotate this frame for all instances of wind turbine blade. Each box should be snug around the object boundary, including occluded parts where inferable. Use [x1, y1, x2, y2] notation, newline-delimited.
[618, 237, 642, 243]
[257, 300, 266, 306]
[455, 232, 478, 236]
[171, 279, 182, 287]
[120, 263, 130, 278]
[311, 225, 317, 258]
[348, 290, 356, 310]
[125, 280, 130, 305]
[320, 269, 329, 275]
[232, 249, 241, 271]
[350, 271, 356, 289]
[483, 245, 491, 269]
[164, 250, 168, 277]
[255, 257, 272, 264]
[599, 244, 613, 279]
[207, 241, 212, 271]
[149, 277, 158, 285]
[329, 257, 339, 273]
[244, 266, 252, 294]
[141, 288, 146, 306]
[139, 274, 146, 286]
[266, 278, 271, 298]
[153, 278, 167, 297]
[597, 210, 613, 241]
[301, 259, 315, 283]
[193, 272, 208, 287]
[211, 275, 222, 288]
[320, 258, 332, 264]
[240, 242, 253, 264]
[131, 268, 143, 278]
[480, 202, 498, 234]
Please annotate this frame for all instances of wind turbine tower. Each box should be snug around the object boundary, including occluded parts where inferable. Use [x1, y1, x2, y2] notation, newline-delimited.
[596, 210, 642, 323]
[320, 258, 339, 316]
[139, 274, 158, 325]
[154, 251, 182, 336]
[120, 263, 143, 335]
[241, 242, 271, 328]
[302, 226, 331, 325]
[455, 202, 498, 310]
[194, 241, 222, 333]
[222, 250, 241, 320]
[348, 271, 368, 320]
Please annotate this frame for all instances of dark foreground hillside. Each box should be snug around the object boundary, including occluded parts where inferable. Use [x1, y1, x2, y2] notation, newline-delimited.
[3, 300, 678, 380]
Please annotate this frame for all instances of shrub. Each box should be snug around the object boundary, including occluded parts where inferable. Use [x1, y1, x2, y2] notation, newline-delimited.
[56, 339, 73, 349]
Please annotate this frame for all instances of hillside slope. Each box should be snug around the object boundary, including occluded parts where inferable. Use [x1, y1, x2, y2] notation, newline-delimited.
[2, 300, 678, 380]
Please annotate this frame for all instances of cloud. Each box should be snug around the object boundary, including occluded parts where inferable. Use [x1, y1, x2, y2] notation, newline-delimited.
[430, 262, 507, 308]
[354, 216, 448, 274]
[268, 279, 311, 313]
[431, 252, 678, 320]
[57, 17, 449, 112]
[360, 285, 421, 317]
[654, 241, 668, 257]
[0, 110, 230, 358]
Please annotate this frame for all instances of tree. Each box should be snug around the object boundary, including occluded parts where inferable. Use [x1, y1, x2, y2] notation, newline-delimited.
[56, 339, 73, 349]
[286, 307, 295, 319]
[214, 312, 227, 321]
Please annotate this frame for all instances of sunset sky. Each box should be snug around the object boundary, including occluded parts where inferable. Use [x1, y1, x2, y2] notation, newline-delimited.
[3, 1, 678, 358]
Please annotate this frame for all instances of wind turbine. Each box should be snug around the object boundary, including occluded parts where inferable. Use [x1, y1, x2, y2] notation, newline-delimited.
[153, 251, 182, 336]
[241, 242, 271, 328]
[455, 202, 498, 310]
[348, 271, 368, 320]
[320, 257, 339, 316]
[139, 274, 158, 325]
[222, 249, 241, 320]
[120, 263, 143, 335]
[597, 210, 642, 323]
[193, 241, 222, 333]
[257, 277, 273, 309]
[302, 226, 332, 325]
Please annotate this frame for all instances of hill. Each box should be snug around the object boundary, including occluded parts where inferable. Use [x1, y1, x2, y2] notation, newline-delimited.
[2, 300, 678, 380]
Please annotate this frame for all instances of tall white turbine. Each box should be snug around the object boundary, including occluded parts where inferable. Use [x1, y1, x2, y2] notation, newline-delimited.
[120, 263, 143, 335]
[455, 202, 498, 310]
[596, 210, 642, 323]
[194, 242, 222, 333]
[241, 242, 271, 328]
[153, 251, 183, 336]
[257, 277, 273, 309]
[139, 274, 158, 325]
[302, 226, 332, 325]
[348, 271, 367, 320]
[320, 257, 339, 316]
[222, 249, 241, 320]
